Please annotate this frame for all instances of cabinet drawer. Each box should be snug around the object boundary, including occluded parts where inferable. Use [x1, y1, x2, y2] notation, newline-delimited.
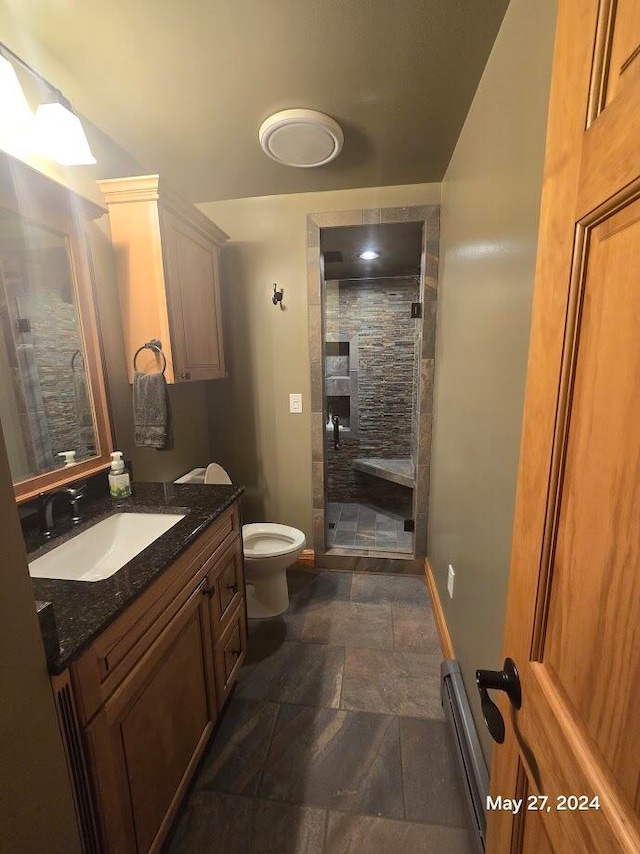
[207, 537, 244, 640]
[214, 601, 247, 710]
[72, 503, 240, 724]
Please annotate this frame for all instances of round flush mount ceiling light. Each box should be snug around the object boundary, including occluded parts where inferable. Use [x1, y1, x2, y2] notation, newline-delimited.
[359, 250, 379, 260]
[259, 109, 343, 168]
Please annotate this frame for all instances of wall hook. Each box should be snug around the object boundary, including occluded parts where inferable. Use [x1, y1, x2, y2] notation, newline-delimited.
[272, 284, 284, 308]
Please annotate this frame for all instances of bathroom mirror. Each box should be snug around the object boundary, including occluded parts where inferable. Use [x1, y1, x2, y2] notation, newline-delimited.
[0, 152, 113, 502]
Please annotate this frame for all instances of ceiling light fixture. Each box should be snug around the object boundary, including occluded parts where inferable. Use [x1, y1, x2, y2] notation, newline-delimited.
[0, 42, 96, 166]
[259, 109, 343, 168]
[359, 250, 379, 260]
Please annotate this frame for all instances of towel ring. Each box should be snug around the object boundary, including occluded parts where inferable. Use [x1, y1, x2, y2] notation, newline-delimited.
[133, 339, 167, 375]
[71, 349, 84, 372]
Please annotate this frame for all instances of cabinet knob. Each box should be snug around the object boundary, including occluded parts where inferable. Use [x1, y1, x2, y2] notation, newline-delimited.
[181, 371, 191, 380]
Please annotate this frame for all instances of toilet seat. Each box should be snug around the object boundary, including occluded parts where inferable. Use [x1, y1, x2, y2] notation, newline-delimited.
[243, 523, 306, 558]
[200, 462, 306, 617]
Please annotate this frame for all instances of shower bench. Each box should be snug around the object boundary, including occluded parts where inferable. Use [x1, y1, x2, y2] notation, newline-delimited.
[352, 457, 415, 488]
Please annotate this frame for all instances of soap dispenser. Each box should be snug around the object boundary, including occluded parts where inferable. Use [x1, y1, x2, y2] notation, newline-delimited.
[109, 451, 132, 500]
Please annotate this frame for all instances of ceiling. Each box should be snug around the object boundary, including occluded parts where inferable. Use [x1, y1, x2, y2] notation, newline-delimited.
[321, 222, 423, 280]
[2, 0, 508, 202]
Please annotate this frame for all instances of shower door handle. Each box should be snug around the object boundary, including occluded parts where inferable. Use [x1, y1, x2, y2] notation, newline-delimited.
[332, 415, 340, 450]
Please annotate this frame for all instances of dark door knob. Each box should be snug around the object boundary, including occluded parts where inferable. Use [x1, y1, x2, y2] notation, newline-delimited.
[475, 657, 522, 744]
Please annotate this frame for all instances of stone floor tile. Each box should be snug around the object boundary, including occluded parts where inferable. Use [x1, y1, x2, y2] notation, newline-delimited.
[300, 600, 393, 650]
[324, 810, 474, 854]
[250, 801, 326, 854]
[195, 699, 279, 796]
[392, 603, 440, 654]
[167, 791, 256, 854]
[355, 522, 376, 536]
[237, 641, 344, 708]
[350, 573, 428, 606]
[333, 530, 356, 546]
[341, 647, 443, 719]
[375, 533, 400, 548]
[248, 610, 306, 643]
[327, 503, 342, 523]
[399, 717, 469, 827]
[376, 520, 397, 536]
[288, 570, 353, 610]
[339, 504, 359, 522]
[260, 704, 404, 820]
[336, 521, 358, 533]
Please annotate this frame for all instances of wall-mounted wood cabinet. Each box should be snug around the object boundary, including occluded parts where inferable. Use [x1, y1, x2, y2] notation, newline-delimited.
[98, 175, 229, 384]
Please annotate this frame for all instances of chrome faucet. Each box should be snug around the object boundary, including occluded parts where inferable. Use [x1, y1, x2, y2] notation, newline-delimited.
[39, 486, 86, 538]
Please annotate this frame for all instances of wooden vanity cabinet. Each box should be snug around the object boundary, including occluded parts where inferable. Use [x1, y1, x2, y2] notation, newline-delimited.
[97, 175, 229, 384]
[85, 580, 216, 854]
[53, 502, 247, 854]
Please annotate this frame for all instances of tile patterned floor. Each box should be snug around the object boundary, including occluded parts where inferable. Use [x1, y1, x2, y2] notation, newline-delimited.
[167, 569, 474, 854]
[326, 503, 414, 554]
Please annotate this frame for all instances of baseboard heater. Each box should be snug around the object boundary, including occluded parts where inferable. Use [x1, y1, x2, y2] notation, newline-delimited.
[441, 660, 489, 852]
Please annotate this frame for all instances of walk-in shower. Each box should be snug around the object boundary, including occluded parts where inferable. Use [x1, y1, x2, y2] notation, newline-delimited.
[319, 216, 437, 559]
[307, 205, 438, 569]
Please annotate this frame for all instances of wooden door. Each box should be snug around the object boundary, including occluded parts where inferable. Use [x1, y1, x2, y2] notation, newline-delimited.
[487, 1, 640, 851]
[86, 581, 217, 853]
[161, 207, 226, 382]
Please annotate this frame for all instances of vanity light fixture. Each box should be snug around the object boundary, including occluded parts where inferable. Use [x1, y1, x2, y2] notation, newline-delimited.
[359, 250, 379, 260]
[35, 95, 96, 166]
[259, 109, 343, 168]
[0, 53, 35, 156]
[0, 42, 96, 166]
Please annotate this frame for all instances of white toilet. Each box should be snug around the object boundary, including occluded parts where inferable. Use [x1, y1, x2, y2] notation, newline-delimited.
[202, 463, 306, 618]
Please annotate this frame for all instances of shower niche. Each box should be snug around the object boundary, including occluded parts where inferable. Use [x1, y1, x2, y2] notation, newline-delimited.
[325, 333, 358, 434]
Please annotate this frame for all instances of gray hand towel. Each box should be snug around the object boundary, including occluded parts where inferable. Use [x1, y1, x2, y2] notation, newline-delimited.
[133, 370, 172, 449]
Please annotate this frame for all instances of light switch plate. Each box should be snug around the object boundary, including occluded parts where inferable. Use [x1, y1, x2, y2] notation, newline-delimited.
[289, 393, 303, 413]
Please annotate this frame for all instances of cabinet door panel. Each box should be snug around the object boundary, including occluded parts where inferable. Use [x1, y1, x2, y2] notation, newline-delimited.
[123, 610, 209, 852]
[161, 208, 226, 381]
[87, 583, 216, 853]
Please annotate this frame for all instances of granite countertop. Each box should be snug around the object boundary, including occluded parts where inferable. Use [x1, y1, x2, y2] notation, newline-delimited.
[28, 482, 244, 674]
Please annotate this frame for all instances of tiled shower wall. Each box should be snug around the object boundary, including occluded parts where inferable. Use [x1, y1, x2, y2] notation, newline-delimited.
[1, 247, 94, 466]
[325, 277, 418, 508]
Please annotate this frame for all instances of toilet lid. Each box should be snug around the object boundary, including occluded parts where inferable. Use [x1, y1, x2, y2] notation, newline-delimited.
[203, 463, 232, 485]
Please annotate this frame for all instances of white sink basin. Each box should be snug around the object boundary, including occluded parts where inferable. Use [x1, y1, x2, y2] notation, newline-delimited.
[28, 512, 186, 582]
